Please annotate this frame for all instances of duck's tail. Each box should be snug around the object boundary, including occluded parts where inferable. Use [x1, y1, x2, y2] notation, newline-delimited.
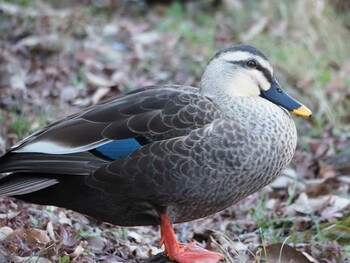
[0, 152, 107, 197]
[0, 174, 59, 197]
[0, 152, 107, 175]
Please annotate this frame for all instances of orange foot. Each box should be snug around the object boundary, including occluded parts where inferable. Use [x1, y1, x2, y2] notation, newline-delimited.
[169, 242, 223, 263]
[159, 213, 224, 263]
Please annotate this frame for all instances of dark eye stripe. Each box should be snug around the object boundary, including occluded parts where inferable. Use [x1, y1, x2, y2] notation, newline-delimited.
[256, 64, 273, 82]
[226, 60, 273, 82]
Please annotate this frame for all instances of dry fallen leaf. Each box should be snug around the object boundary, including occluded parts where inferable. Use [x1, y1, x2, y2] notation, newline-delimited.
[91, 86, 111, 104]
[260, 243, 312, 263]
[58, 210, 73, 226]
[9, 255, 52, 263]
[0, 210, 20, 219]
[86, 236, 106, 252]
[128, 231, 145, 243]
[5, 228, 50, 244]
[85, 71, 117, 87]
[46, 221, 56, 241]
[289, 193, 313, 215]
[330, 195, 350, 211]
[0, 226, 13, 241]
[69, 242, 85, 258]
[3, 228, 50, 253]
[305, 179, 330, 196]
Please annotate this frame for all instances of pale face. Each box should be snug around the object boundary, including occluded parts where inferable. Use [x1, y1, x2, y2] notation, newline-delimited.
[200, 49, 274, 98]
[219, 51, 273, 91]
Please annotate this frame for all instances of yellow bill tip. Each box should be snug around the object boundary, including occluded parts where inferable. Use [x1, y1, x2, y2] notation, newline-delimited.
[292, 105, 312, 117]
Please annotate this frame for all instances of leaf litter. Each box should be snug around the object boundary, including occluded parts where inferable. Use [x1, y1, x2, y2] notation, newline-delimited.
[0, 1, 350, 262]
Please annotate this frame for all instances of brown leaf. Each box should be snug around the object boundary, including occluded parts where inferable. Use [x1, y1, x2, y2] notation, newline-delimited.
[260, 243, 312, 263]
[4, 228, 50, 253]
[292, 217, 312, 231]
[305, 179, 330, 196]
[319, 165, 337, 180]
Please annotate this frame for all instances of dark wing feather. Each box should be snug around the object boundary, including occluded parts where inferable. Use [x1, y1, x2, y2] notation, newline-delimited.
[11, 85, 221, 155]
[85, 125, 216, 205]
[0, 152, 108, 175]
[0, 176, 59, 197]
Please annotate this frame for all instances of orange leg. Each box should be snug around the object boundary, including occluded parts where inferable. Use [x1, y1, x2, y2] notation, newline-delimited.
[159, 213, 224, 263]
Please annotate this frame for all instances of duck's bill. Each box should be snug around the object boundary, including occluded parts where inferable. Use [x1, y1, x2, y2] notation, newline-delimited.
[260, 79, 312, 117]
[292, 105, 312, 117]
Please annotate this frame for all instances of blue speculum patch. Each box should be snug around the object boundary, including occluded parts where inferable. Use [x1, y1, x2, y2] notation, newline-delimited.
[95, 139, 141, 160]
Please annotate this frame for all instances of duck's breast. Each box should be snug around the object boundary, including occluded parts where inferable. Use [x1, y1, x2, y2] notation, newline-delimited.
[169, 97, 297, 223]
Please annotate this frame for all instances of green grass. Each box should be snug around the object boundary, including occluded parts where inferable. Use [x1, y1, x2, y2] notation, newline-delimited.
[249, 180, 298, 244]
[30, 216, 42, 228]
[4, 0, 30, 7]
[77, 227, 102, 238]
[58, 255, 70, 263]
[157, 2, 216, 54]
[69, 65, 87, 90]
[165, 1, 186, 20]
[10, 115, 30, 139]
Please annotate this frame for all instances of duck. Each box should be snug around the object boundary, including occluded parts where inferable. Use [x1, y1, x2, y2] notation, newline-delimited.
[0, 44, 311, 263]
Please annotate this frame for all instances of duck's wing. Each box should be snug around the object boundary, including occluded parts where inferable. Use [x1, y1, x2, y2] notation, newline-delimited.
[1, 85, 221, 177]
[86, 118, 235, 207]
[10, 85, 220, 155]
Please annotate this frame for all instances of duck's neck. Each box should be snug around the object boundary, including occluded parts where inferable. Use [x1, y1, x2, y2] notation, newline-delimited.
[208, 93, 292, 129]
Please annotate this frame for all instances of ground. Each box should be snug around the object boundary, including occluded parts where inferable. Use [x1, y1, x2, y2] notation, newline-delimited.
[0, 0, 350, 262]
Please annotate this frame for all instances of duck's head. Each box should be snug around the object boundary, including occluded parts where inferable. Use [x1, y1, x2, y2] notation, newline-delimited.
[200, 45, 312, 117]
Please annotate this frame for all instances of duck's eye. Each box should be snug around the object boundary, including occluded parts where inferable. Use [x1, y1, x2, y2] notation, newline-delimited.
[246, 59, 257, 68]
